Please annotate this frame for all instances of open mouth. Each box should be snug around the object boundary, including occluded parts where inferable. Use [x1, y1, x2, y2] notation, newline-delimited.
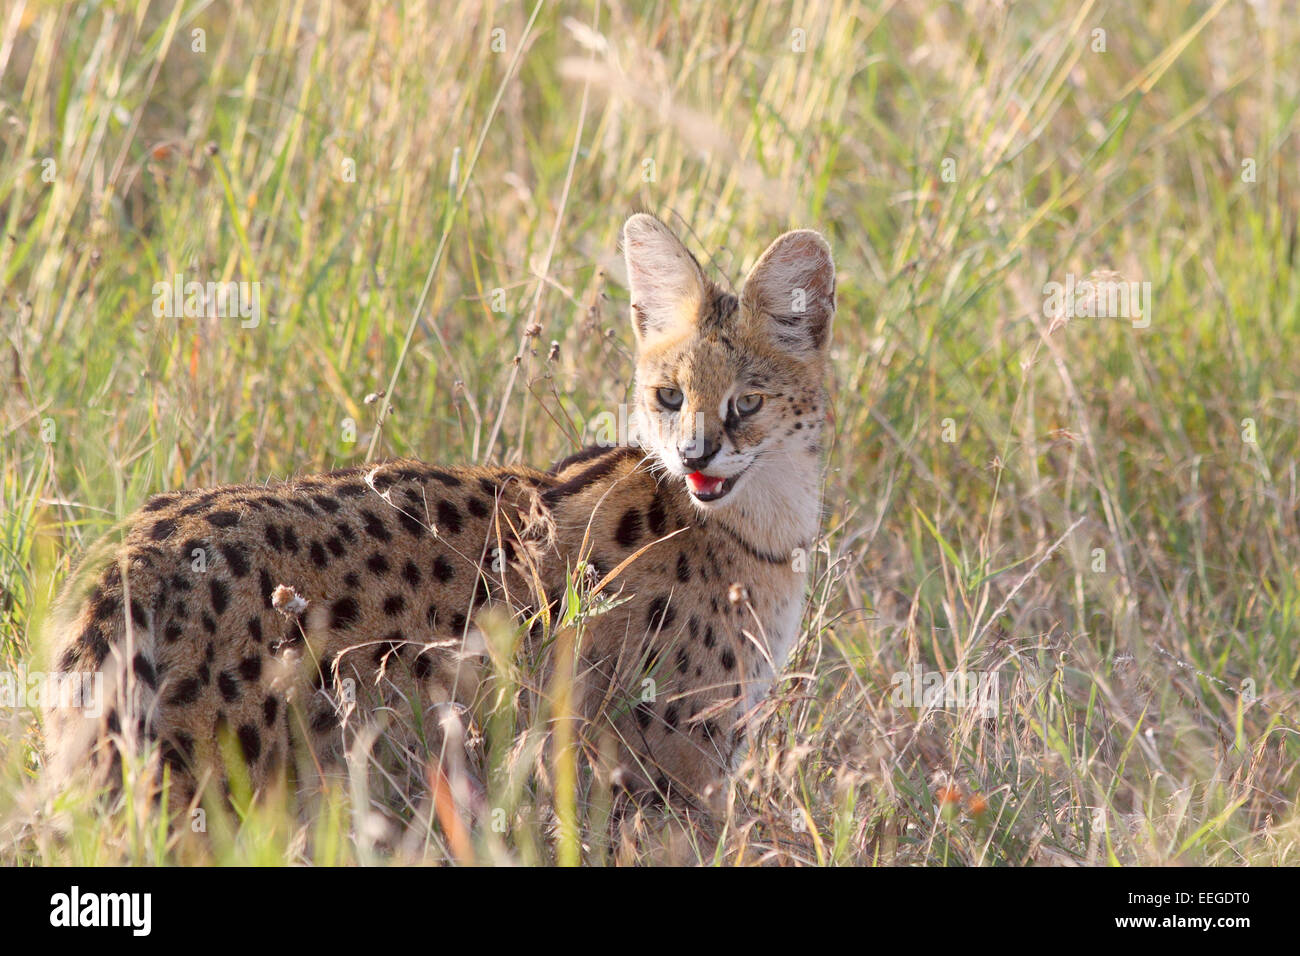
[685, 469, 743, 502]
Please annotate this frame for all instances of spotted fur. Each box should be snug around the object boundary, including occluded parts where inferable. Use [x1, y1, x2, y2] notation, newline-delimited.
[43, 215, 835, 813]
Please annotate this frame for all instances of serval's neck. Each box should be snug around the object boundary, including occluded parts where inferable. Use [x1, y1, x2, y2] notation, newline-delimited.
[679, 444, 823, 568]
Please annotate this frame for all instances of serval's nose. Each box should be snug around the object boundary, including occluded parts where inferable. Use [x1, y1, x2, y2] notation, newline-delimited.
[678, 434, 720, 471]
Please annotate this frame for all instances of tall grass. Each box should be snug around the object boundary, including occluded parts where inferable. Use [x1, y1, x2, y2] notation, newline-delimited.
[1, 0, 1298, 864]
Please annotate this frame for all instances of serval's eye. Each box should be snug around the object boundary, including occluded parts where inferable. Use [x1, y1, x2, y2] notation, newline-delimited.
[735, 393, 764, 416]
[656, 386, 684, 410]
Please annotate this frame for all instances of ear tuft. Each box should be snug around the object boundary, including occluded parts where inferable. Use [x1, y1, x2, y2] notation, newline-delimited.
[741, 229, 835, 353]
[622, 214, 707, 342]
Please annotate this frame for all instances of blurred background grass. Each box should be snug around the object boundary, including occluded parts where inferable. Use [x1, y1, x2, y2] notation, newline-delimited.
[1, 0, 1298, 864]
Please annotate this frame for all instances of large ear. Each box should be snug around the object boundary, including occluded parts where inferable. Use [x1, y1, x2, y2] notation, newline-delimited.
[622, 213, 708, 343]
[740, 229, 835, 353]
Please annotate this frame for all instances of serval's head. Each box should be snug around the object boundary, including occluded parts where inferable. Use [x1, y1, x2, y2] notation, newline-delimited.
[623, 214, 835, 544]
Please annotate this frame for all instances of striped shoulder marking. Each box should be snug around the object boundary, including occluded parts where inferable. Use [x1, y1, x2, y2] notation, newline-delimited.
[541, 445, 642, 504]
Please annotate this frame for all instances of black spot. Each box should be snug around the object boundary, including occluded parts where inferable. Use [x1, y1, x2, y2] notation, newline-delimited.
[428, 470, 462, 487]
[335, 521, 356, 543]
[218, 670, 239, 702]
[367, 553, 391, 575]
[336, 482, 368, 499]
[168, 677, 201, 706]
[263, 695, 278, 726]
[147, 518, 177, 541]
[664, 704, 680, 729]
[311, 494, 341, 513]
[426, 605, 439, 628]
[313, 655, 336, 690]
[143, 494, 180, 513]
[287, 498, 317, 516]
[205, 510, 240, 528]
[169, 574, 192, 592]
[635, 701, 653, 729]
[436, 500, 463, 535]
[201, 613, 217, 634]
[382, 594, 406, 616]
[237, 724, 261, 763]
[646, 595, 675, 632]
[132, 653, 157, 689]
[247, 617, 263, 643]
[647, 497, 667, 535]
[238, 656, 262, 681]
[413, 650, 435, 679]
[343, 571, 360, 589]
[467, 497, 490, 519]
[703, 625, 716, 648]
[219, 543, 250, 578]
[330, 597, 360, 630]
[401, 560, 421, 587]
[676, 553, 691, 583]
[478, 477, 498, 497]
[449, 612, 467, 633]
[326, 535, 346, 557]
[675, 647, 690, 674]
[310, 709, 338, 733]
[615, 508, 642, 548]
[179, 492, 221, 516]
[260, 569, 275, 609]
[90, 589, 120, 622]
[282, 527, 301, 554]
[130, 599, 148, 628]
[720, 648, 736, 671]
[209, 579, 229, 615]
[373, 632, 404, 666]
[163, 622, 183, 643]
[264, 524, 284, 551]
[161, 741, 188, 772]
[309, 541, 329, 568]
[359, 509, 392, 542]
[397, 510, 426, 537]
[432, 555, 455, 583]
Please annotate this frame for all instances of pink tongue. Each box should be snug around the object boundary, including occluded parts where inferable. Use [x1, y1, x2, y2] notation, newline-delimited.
[687, 472, 725, 495]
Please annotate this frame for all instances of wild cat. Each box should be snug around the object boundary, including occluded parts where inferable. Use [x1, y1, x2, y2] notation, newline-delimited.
[43, 214, 835, 817]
